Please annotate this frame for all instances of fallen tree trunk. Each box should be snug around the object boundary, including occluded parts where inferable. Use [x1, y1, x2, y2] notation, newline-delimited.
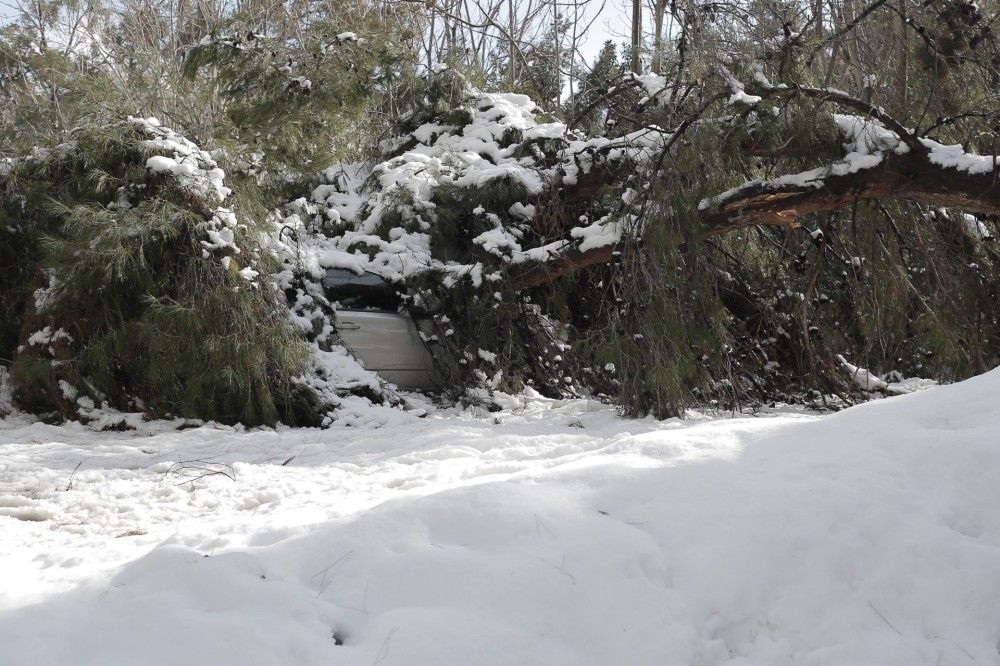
[513, 150, 1000, 290]
[702, 152, 1000, 234]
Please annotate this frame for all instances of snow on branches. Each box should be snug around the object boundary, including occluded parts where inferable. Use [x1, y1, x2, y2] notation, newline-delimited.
[273, 89, 668, 293]
[699, 80, 1000, 234]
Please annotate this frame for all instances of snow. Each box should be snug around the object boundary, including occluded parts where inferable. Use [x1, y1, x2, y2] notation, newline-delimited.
[144, 154, 177, 174]
[700, 115, 902, 211]
[836, 353, 888, 391]
[570, 215, 623, 252]
[700, 167, 829, 211]
[2, 369, 1000, 665]
[634, 73, 668, 101]
[718, 65, 762, 106]
[835, 114, 907, 155]
[923, 139, 997, 174]
[728, 90, 762, 106]
[133, 116, 231, 203]
[960, 212, 993, 241]
[473, 225, 522, 257]
[199, 207, 241, 257]
[133, 117, 263, 285]
[26, 325, 72, 349]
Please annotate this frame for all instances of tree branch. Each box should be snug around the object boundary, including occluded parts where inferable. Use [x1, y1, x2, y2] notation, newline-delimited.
[513, 148, 1000, 289]
[701, 151, 1000, 233]
[751, 82, 926, 155]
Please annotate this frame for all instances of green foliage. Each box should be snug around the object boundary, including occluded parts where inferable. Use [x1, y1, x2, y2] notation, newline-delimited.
[480, 15, 577, 111]
[2, 121, 313, 425]
[75, 274, 311, 425]
[182, 18, 418, 184]
[0, 223, 36, 364]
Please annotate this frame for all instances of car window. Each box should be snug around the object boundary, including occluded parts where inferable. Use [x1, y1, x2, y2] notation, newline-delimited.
[322, 269, 401, 311]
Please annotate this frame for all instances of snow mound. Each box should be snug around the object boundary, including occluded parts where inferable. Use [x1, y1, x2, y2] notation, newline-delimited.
[1, 369, 999, 664]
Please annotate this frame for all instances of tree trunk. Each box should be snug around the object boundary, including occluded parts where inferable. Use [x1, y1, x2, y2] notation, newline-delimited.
[651, 0, 667, 74]
[513, 152, 1000, 290]
[631, 0, 642, 74]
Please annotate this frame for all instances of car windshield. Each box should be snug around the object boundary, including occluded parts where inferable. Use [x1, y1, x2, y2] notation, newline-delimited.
[322, 269, 401, 311]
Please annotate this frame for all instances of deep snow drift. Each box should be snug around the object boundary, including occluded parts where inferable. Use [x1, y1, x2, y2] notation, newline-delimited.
[1, 371, 998, 665]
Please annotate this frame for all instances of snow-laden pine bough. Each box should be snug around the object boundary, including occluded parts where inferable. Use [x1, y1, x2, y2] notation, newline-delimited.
[0, 118, 404, 427]
[513, 76, 1000, 287]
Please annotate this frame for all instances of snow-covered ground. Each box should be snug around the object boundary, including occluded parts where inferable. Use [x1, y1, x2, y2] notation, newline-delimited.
[1, 372, 999, 666]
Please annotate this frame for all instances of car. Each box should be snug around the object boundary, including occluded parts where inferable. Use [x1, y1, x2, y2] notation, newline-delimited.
[322, 268, 441, 391]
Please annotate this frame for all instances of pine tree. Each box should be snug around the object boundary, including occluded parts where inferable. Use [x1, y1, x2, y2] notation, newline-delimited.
[574, 41, 621, 133]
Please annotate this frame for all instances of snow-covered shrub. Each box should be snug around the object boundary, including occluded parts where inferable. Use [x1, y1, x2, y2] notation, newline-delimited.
[0, 119, 318, 425]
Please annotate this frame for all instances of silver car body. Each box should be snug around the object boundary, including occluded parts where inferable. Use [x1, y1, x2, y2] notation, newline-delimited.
[324, 269, 440, 391]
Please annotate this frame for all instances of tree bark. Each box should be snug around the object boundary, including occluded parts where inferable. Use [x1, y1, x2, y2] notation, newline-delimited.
[651, 0, 667, 74]
[630, 0, 642, 74]
[702, 152, 1000, 234]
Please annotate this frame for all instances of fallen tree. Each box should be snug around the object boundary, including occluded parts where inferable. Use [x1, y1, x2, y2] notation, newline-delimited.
[3, 15, 998, 423]
[271, 69, 997, 415]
